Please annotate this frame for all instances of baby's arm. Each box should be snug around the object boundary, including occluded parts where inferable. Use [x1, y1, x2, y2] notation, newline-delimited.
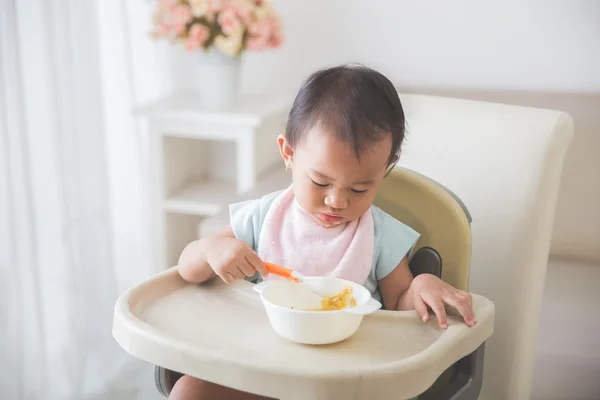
[178, 225, 268, 284]
[178, 226, 235, 283]
[378, 258, 476, 329]
[377, 256, 414, 311]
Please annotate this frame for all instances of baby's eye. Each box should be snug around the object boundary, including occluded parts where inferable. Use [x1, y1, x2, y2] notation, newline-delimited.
[351, 188, 369, 194]
[310, 178, 328, 188]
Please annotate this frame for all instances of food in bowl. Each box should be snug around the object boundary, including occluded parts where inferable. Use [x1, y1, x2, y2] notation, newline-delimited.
[310, 286, 357, 311]
[253, 277, 382, 344]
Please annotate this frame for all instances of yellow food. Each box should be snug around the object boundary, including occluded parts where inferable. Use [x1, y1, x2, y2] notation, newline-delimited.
[317, 286, 357, 311]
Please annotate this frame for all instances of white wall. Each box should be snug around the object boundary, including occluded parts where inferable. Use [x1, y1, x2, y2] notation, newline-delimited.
[240, 0, 600, 95]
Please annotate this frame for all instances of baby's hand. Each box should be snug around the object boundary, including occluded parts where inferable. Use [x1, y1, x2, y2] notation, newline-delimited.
[410, 274, 477, 329]
[206, 237, 268, 284]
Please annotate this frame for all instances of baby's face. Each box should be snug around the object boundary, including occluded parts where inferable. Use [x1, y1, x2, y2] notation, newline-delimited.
[280, 126, 392, 227]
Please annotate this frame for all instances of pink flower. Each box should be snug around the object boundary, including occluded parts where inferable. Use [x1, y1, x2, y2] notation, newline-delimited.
[266, 16, 282, 48]
[246, 37, 266, 50]
[270, 32, 282, 48]
[246, 17, 278, 50]
[174, 24, 187, 35]
[247, 20, 267, 36]
[158, 22, 171, 36]
[159, 0, 177, 8]
[218, 7, 242, 36]
[231, 0, 254, 24]
[267, 15, 280, 30]
[184, 23, 210, 51]
[169, 3, 192, 27]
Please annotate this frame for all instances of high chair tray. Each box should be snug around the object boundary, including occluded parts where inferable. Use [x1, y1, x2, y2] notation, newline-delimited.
[113, 267, 494, 400]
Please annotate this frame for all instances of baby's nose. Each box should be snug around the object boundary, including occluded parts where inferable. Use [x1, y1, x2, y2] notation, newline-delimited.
[324, 193, 348, 210]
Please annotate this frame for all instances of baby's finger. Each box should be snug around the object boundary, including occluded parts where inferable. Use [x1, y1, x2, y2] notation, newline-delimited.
[422, 293, 448, 329]
[237, 261, 255, 277]
[459, 291, 473, 307]
[229, 267, 245, 280]
[245, 253, 268, 276]
[444, 293, 476, 326]
[223, 272, 236, 284]
[414, 295, 430, 323]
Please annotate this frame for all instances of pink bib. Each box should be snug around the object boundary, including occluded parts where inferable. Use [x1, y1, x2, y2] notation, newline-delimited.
[257, 186, 374, 285]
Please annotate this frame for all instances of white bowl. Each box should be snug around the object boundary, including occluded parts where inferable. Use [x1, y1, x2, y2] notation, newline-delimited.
[253, 277, 382, 345]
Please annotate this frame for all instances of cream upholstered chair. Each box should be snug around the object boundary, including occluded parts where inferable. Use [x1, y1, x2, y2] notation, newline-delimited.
[395, 93, 574, 399]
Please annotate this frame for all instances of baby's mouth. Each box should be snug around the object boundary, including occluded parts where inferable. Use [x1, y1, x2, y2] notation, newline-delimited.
[317, 212, 344, 224]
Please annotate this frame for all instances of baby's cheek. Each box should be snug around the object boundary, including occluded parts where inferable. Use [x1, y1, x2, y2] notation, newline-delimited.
[295, 186, 319, 212]
[304, 186, 322, 207]
[354, 196, 375, 216]
[309, 192, 324, 211]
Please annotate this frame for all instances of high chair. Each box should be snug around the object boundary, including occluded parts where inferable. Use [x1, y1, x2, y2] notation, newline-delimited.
[112, 167, 495, 400]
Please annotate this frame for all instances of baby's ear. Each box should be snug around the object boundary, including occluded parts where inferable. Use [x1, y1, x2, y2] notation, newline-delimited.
[277, 133, 294, 166]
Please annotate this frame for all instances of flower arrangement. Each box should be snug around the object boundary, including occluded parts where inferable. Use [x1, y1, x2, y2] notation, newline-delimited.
[151, 0, 283, 57]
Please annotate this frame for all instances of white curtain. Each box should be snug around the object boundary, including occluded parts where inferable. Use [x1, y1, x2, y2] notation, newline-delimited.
[0, 0, 166, 398]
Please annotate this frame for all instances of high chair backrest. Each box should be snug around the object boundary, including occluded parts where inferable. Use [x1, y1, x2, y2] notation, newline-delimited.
[374, 167, 472, 291]
[394, 93, 574, 400]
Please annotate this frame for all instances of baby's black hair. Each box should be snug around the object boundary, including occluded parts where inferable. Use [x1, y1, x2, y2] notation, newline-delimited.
[286, 64, 405, 165]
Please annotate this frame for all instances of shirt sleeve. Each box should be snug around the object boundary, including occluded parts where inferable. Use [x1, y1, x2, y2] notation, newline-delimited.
[229, 190, 283, 252]
[229, 199, 262, 251]
[372, 207, 421, 281]
[229, 191, 283, 284]
[229, 198, 264, 284]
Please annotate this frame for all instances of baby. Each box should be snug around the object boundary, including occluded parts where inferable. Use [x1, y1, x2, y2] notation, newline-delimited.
[170, 64, 476, 400]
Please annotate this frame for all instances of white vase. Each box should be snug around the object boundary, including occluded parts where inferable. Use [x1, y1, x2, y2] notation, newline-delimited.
[197, 49, 241, 110]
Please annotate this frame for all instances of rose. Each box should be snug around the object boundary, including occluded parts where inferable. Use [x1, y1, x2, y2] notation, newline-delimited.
[246, 14, 279, 50]
[169, 3, 192, 35]
[184, 23, 210, 51]
[217, 6, 243, 36]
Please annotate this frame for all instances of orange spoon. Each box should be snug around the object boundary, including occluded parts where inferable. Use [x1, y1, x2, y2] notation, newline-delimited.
[263, 262, 304, 283]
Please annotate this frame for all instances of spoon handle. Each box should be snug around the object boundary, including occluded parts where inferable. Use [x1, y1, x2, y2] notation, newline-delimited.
[264, 262, 302, 283]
